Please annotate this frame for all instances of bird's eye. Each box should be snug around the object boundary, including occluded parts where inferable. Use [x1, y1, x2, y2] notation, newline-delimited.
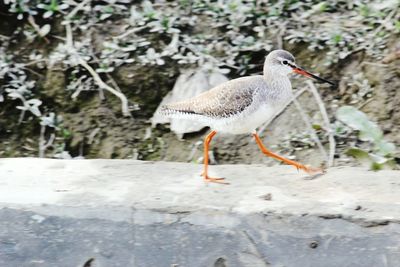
[282, 60, 288, 65]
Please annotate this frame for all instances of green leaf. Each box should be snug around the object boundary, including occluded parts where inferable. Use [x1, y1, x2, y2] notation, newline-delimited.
[104, 6, 114, 13]
[161, 17, 169, 29]
[346, 147, 370, 161]
[50, 0, 58, 11]
[332, 34, 342, 44]
[358, 127, 382, 142]
[62, 128, 71, 139]
[375, 140, 396, 156]
[369, 153, 388, 164]
[312, 124, 322, 130]
[336, 106, 368, 129]
[318, 2, 328, 12]
[395, 21, 400, 31]
[359, 5, 370, 17]
[371, 162, 384, 171]
[336, 106, 382, 142]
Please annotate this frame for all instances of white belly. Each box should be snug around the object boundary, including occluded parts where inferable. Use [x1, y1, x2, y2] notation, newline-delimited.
[210, 104, 277, 134]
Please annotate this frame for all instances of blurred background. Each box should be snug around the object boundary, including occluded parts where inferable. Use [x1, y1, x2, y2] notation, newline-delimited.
[0, 0, 399, 170]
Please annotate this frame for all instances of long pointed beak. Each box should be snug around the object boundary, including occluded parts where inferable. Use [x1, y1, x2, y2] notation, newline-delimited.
[291, 65, 335, 86]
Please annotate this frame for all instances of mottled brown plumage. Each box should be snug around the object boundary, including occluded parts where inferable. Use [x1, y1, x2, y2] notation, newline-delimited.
[161, 76, 256, 119]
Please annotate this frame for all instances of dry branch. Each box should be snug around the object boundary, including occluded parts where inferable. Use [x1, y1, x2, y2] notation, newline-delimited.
[27, 15, 50, 44]
[39, 125, 55, 158]
[293, 98, 329, 164]
[64, 10, 131, 117]
[77, 56, 131, 117]
[306, 80, 335, 167]
[113, 26, 148, 40]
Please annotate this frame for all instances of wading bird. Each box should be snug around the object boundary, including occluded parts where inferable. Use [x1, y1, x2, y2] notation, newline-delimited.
[161, 50, 335, 184]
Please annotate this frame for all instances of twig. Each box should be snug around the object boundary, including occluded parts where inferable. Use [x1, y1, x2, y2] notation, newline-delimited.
[87, 127, 100, 145]
[39, 125, 55, 158]
[360, 61, 389, 68]
[18, 110, 26, 124]
[91, 53, 123, 100]
[70, 84, 84, 99]
[50, 35, 67, 42]
[65, 21, 74, 48]
[357, 97, 374, 109]
[276, 21, 287, 49]
[77, 55, 131, 117]
[64, 13, 131, 117]
[179, 42, 240, 70]
[22, 66, 44, 78]
[306, 80, 335, 167]
[370, 7, 398, 38]
[12, 93, 28, 124]
[24, 59, 47, 66]
[113, 26, 148, 40]
[293, 98, 328, 164]
[27, 15, 50, 44]
[66, 0, 92, 20]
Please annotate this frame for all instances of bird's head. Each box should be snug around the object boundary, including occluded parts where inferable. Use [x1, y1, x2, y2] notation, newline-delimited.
[265, 50, 335, 86]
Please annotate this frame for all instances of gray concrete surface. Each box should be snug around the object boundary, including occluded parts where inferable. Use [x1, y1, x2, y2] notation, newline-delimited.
[0, 158, 399, 267]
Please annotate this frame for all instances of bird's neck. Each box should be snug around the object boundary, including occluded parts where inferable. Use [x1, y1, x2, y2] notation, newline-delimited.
[263, 70, 291, 90]
[262, 70, 293, 107]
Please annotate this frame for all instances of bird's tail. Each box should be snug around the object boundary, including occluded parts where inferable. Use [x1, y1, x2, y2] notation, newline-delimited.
[159, 103, 200, 118]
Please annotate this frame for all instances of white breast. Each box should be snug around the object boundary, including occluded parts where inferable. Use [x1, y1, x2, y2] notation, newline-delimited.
[209, 104, 277, 134]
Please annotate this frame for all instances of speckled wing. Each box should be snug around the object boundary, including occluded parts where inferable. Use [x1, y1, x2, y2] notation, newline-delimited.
[161, 76, 263, 119]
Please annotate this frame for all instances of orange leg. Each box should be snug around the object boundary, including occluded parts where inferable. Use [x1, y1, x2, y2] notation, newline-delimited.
[253, 133, 323, 174]
[202, 131, 228, 184]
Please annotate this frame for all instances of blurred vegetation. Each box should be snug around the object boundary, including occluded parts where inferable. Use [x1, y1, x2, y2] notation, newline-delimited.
[0, 0, 399, 168]
[337, 106, 396, 170]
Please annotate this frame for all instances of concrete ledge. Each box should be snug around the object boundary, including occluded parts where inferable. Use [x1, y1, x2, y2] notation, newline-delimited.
[0, 158, 399, 266]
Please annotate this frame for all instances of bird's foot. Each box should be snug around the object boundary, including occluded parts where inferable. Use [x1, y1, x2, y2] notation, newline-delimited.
[296, 164, 325, 175]
[203, 175, 229, 185]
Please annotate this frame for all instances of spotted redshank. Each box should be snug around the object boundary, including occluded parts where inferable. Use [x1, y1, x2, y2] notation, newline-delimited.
[161, 50, 334, 184]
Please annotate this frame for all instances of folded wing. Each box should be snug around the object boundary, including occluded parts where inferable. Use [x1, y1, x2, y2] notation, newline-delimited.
[161, 76, 263, 119]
